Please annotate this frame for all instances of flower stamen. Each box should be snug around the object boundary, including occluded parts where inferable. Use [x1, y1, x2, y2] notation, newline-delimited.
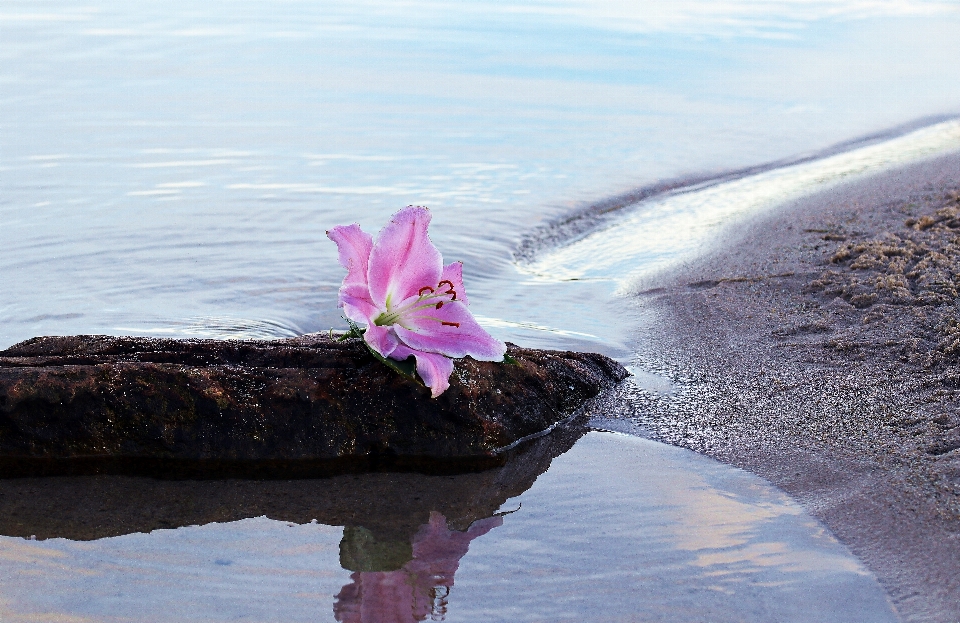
[441, 321, 460, 327]
[437, 280, 457, 300]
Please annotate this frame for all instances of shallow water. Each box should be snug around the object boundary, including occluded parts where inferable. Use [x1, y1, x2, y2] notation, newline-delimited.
[3, 1, 960, 619]
[0, 433, 898, 622]
[3, 0, 960, 351]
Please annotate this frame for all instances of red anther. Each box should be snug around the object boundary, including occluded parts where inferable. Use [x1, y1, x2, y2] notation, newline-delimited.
[436, 301, 444, 309]
[418, 286, 435, 296]
[441, 321, 460, 327]
[437, 279, 457, 300]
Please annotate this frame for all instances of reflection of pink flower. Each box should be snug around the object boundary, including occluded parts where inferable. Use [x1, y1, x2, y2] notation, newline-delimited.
[327, 206, 506, 397]
[333, 512, 502, 623]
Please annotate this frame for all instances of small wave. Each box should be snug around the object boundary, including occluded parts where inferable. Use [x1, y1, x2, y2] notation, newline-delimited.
[473, 315, 599, 340]
[515, 114, 959, 265]
[113, 317, 304, 341]
[519, 116, 960, 294]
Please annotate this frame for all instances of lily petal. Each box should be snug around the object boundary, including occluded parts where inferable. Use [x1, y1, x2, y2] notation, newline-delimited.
[440, 261, 468, 306]
[327, 224, 377, 323]
[364, 324, 400, 358]
[392, 344, 455, 398]
[393, 301, 506, 361]
[367, 206, 443, 310]
[327, 224, 373, 293]
[339, 285, 379, 325]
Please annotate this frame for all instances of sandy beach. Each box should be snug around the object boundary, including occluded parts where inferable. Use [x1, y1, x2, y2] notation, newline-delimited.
[609, 152, 960, 622]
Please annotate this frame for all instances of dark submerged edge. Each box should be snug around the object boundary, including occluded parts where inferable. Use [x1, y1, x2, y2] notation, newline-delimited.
[0, 411, 592, 541]
[0, 454, 510, 480]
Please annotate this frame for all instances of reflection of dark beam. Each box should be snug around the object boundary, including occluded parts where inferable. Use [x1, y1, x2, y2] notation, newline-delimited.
[0, 415, 587, 542]
[0, 335, 626, 475]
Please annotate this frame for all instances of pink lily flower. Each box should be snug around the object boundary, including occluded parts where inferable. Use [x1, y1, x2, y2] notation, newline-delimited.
[327, 206, 507, 397]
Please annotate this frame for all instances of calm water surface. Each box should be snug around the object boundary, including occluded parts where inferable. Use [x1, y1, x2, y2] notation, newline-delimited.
[3, 0, 960, 350]
[3, 0, 960, 620]
[0, 433, 898, 622]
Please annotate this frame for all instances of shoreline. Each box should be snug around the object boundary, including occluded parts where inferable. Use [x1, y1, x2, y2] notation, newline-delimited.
[618, 152, 960, 622]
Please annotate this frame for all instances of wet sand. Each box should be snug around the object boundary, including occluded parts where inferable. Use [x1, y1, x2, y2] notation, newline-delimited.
[616, 153, 960, 622]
